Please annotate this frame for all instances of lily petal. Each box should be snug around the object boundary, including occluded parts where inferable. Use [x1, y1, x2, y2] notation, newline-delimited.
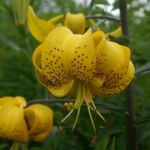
[24, 104, 53, 142]
[0, 96, 27, 107]
[106, 26, 122, 39]
[27, 6, 55, 43]
[92, 31, 124, 75]
[65, 28, 96, 84]
[64, 12, 85, 34]
[32, 43, 74, 97]
[0, 97, 16, 106]
[89, 45, 135, 97]
[48, 14, 64, 25]
[0, 100, 28, 143]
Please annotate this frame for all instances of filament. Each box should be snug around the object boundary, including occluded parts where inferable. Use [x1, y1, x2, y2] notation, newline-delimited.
[87, 87, 107, 123]
[72, 107, 81, 131]
[83, 85, 96, 133]
[57, 109, 74, 134]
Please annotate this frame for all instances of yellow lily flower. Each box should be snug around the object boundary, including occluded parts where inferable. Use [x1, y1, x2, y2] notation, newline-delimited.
[32, 26, 135, 142]
[0, 96, 53, 149]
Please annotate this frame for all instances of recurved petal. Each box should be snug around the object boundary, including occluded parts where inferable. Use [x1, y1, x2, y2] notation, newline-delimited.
[27, 6, 55, 43]
[24, 104, 53, 142]
[90, 46, 135, 97]
[0, 101, 28, 143]
[105, 26, 122, 39]
[97, 61, 134, 97]
[48, 14, 64, 25]
[32, 43, 74, 97]
[64, 12, 85, 34]
[92, 31, 124, 75]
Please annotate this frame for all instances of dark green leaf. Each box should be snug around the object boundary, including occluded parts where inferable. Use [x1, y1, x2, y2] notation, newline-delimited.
[135, 62, 150, 76]
[0, 34, 22, 51]
[111, 137, 115, 150]
[109, 35, 129, 46]
[0, 143, 8, 149]
[95, 137, 109, 150]
[134, 116, 150, 125]
[3, 66, 36, 83]
[94, 0, 109, 5]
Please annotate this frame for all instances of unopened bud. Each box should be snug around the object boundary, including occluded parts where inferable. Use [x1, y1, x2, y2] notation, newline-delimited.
[11, 0, 29, 26]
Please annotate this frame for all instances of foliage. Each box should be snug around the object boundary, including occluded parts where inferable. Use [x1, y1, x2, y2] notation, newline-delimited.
[0, 0, 150, 149]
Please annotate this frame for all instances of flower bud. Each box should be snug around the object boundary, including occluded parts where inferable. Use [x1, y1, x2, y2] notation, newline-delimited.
[11, 0, 29, 26]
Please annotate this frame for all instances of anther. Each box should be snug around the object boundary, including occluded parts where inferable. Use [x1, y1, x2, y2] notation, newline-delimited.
[91, 129, 99, 143]
[64, 102, 73, 112]
[64, 102, 68, 111]
[70, 127, 78, 139]
[57, 122, 65, 135]
[100, 118, 110, 129]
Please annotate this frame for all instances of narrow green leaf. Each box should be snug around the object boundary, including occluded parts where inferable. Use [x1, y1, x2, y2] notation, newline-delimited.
[109, 35, 129, 46]
[134, 116, 150, 125]
[95, 137, 109, 150]
[111, 137, 115, 150]
[135, 62, 150, 76]
[0, 34, 22, 51]
[92, 20, 104, 33]
[89, 0, 95, 15]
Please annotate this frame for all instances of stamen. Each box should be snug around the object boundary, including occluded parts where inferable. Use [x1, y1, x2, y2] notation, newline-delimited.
[91, 129, 99, 144]
[100, 118, 110, 129]
[70, 127, 78, 139]
[87, 88, 107, 123]
[57, 109, 74, 134]
[70, 107, 81, 139]
[83, 85, 96, 133]
[64, 102, 74, 111]
[72, 108, 81, 131]
[57, 122, 65, 135]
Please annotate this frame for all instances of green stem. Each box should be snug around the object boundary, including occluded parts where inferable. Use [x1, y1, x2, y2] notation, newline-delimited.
[119, 0, 137, 150]
[26, 99, 126, 112]
[85, 15, 121, 23]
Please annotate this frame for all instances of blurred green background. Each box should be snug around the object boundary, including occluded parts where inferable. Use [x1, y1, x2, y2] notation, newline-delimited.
[0, 0, 150, 149]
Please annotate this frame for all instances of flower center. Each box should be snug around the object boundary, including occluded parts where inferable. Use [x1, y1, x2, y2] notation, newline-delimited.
[57, 81, 110, 143]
